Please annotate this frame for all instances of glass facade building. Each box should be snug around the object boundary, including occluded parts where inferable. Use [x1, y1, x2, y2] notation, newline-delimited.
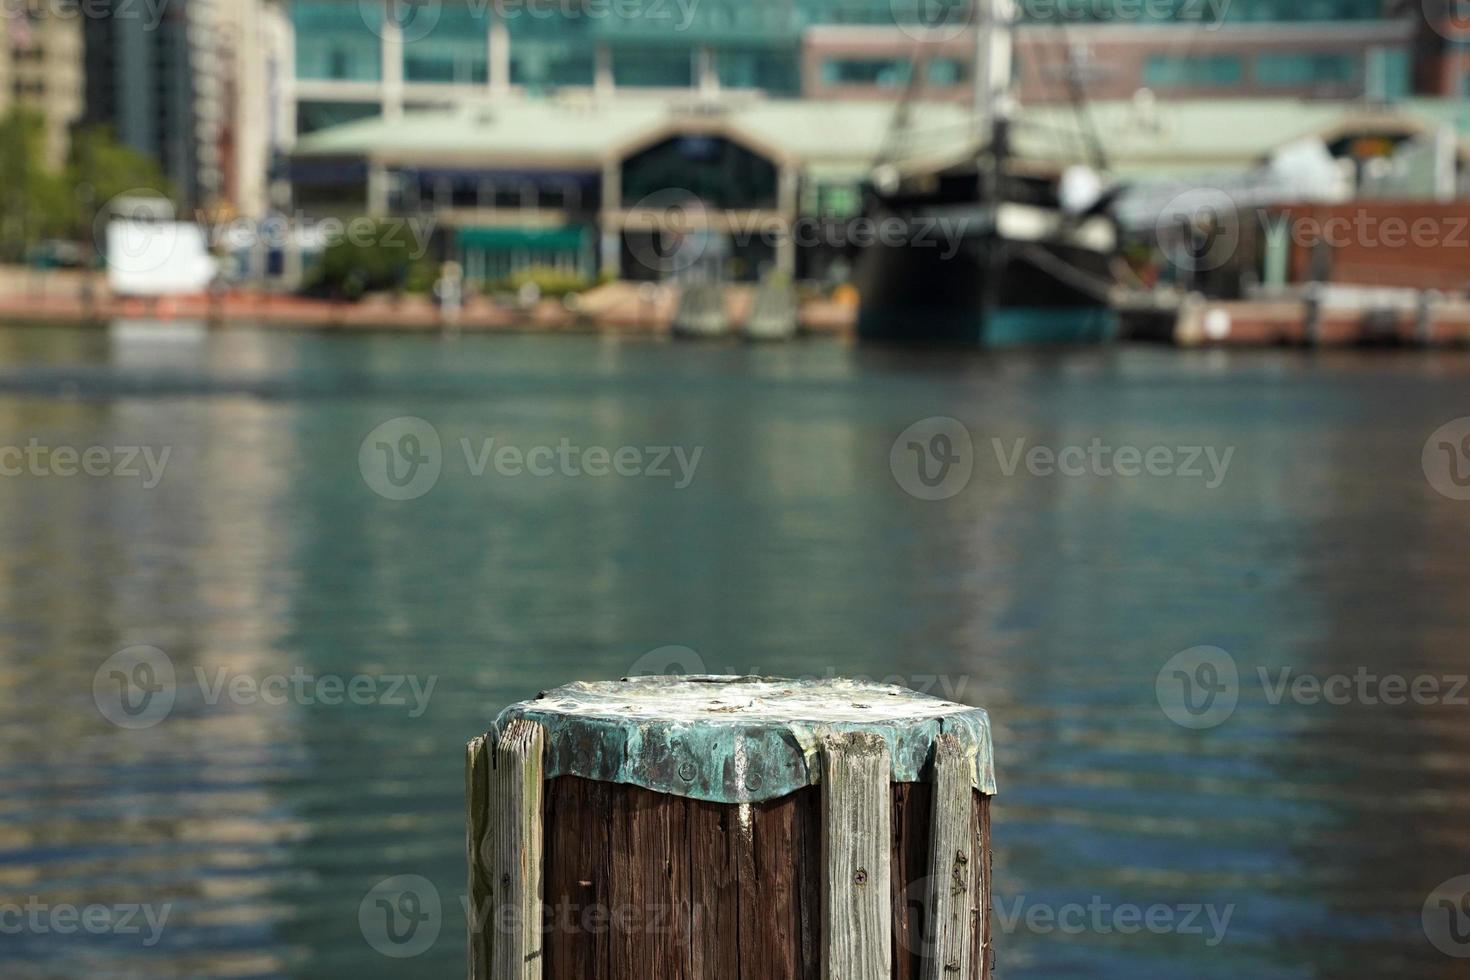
[292, 0, 1414, 136]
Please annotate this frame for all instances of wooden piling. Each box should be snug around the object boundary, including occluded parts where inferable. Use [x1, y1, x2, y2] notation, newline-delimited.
[467, 675, 997, 980]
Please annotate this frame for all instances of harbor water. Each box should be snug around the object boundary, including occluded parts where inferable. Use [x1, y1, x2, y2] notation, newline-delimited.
[0, 323, 1466, 978]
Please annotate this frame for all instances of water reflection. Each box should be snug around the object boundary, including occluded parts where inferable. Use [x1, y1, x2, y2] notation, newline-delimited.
[0, 327, 1466, 977]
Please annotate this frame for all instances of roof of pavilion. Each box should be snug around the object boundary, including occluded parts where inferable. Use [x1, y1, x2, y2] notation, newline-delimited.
[293, 93, 1470, 181]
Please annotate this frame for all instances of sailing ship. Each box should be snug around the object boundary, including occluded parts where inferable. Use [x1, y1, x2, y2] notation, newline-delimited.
[857, 0, 1122, 346]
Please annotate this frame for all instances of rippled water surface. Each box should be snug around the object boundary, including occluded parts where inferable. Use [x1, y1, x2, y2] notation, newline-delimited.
[1, 323, 1467, 978]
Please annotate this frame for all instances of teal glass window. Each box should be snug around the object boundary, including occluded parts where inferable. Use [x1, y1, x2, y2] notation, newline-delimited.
[821, 58, 913, 87]
[1018, 0, 1382, 22]
[404, 4, 489, 83]
[507, 15, 595, 90]
[1143, 54, 1243, 88]
[716, 47, 801, 93]
[927, 57, 967, 86]
[1256, 52, 1357, 87]
[295, 0, 383, 82]
[612, 46, 694, 88]
[1365, 47, 1411, 101]
[297, 100, 381, 136]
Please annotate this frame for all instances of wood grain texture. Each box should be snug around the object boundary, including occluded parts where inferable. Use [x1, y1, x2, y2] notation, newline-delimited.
[488, 719, 547, 980]
[543, 776, 612, 978]
[611, 778, 693, 980]
[892, 782, 933, 980]
[465, 735, 491, 980]
[533, 776, 992, 980]
[820, 733, 892, 980]
[923, 735, 975, 980]
[541, 778, 821, 980]
[976, 794, 994, 979]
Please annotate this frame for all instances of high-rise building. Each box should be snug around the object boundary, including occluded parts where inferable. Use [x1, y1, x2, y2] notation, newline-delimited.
[82, 0, 227, 209]
[808, 0, 1417, 104]
[218, 1, 295, 217]
[288, 0, 1427, 140]
[291, 0, 939, 135]
[0, 1, 85, 167]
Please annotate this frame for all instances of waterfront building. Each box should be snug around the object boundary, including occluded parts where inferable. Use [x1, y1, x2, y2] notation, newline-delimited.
[0, 1, 85, 167]
[810, 0, 1416, 104]
[218, 2, 296, 218]
[290, 0, 1426, 141]
[291, 94, 1470, 286]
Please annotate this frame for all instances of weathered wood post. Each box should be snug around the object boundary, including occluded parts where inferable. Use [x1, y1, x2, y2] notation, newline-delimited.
[466, 676, 997, 980]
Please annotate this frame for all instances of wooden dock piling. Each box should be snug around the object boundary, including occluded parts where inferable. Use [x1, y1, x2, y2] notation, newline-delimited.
[466, 675, 997, 979]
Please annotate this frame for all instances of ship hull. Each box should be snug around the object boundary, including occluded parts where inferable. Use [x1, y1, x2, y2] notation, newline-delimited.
[856, 203, 1119, 348]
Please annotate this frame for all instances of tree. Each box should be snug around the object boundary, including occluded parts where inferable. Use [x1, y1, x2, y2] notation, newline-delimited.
[66, 124, 175, 257]
[0, 111, 174, 264]
[0, 110, 69, 263]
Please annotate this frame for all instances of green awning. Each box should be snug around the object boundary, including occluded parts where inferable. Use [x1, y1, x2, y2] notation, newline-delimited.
[456, 226, 589, 251]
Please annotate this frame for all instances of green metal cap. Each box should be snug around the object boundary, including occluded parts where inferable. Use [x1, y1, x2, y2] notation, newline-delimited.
[494, 675, 996, 805]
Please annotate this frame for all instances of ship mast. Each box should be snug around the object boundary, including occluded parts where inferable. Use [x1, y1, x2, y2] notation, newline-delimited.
[973, 0, 1018, 144]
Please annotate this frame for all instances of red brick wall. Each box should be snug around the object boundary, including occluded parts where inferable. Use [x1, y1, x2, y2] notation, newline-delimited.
[1269, 202, 1470, 292]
